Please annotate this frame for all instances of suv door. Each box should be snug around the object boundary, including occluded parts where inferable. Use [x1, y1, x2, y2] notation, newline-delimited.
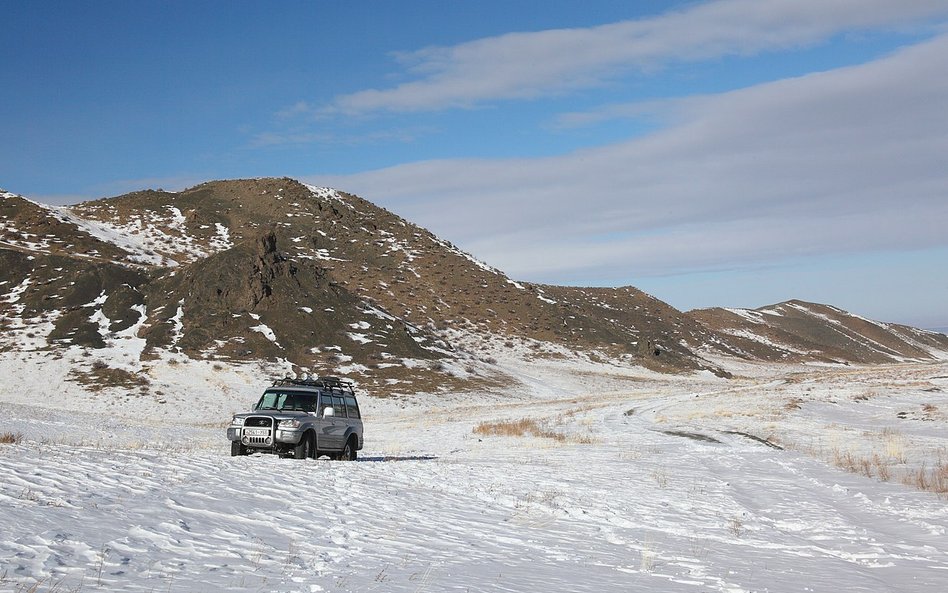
[317, 393, 341, 450]
[328, 395, 349, 449]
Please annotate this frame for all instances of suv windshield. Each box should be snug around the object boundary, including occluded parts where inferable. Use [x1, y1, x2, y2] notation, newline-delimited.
[254, 390, 318, 412]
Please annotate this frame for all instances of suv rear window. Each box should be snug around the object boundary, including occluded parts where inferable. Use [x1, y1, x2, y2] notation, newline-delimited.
[344, 396, 360, 419]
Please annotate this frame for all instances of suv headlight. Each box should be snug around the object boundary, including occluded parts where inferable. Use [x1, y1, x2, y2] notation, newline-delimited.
[231, 416, 245, 426]
[278, 419, 301, 429]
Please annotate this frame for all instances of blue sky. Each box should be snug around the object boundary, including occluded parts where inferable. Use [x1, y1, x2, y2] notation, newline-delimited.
[3, 1, 948, 329]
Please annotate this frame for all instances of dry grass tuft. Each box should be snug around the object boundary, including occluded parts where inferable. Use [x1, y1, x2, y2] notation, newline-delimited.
[902, 461, 948, 495]
[921, 403, 939, 420]
[882, 429, 908, 464]
[651, 469, 669, 488]
[784, 397, 804, 411]
[832, 449, 894, 479]
[473, 417, 596, 444]
[69, 366, 149, 392]
[1, 575, 80, 592]
[474, 418, 566, 442]
[0, 432, 24, 445]
[826, 446, 947, 498]
[727, 517, 746, 538]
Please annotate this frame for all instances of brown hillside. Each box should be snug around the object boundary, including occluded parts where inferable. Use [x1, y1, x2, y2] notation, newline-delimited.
[4, 180, 946, 396]
[68, 178, 723, 372]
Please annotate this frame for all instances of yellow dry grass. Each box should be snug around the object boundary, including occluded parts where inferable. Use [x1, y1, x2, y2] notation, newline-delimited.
[472, 417, 595, 444]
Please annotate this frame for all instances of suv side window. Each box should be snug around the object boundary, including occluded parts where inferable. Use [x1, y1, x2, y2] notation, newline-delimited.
[301, 394, 318, 413]
[318, 394, 333, 416]
[344, 396, 360, 419]
[331, 396, 348, 418]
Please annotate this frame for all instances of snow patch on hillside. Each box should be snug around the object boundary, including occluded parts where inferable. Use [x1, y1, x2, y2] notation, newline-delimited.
[724, 307, 765, 324]
[210, 222, 232, 251]
[303, 184, 353, 209]
[46, 205, 176, 266]
[719, 327, 809, 355]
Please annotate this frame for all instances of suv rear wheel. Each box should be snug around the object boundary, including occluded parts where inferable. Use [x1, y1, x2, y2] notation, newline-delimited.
[338, 437, 357, 461]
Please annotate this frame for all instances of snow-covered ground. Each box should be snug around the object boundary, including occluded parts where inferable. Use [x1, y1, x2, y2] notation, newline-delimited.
[2, 353, 948, 592]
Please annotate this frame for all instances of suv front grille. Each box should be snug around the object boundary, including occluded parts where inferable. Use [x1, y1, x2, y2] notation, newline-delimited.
[245, 417, 273, 428]
[242, 416, 274, 446]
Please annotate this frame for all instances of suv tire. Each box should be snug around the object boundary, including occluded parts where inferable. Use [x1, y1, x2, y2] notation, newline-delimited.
[294, 433, 314, 459]
[339, 437, 357, 461]
[231, 441, 246, 457]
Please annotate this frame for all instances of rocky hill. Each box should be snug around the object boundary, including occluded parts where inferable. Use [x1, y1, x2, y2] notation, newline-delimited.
[2, 180, 946, 397]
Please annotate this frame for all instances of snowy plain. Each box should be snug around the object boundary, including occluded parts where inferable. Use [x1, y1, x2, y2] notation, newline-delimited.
[1, 347, 948, 593]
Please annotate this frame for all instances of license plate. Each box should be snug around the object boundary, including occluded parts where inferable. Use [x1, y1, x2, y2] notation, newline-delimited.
[245, 428, 269, 436]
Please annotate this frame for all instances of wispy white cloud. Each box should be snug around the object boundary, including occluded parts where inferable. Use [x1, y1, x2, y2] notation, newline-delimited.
[248, 127, 435, 149]
[305, 32, 948, 283]
[248, 131, 335, 148]
[323, 0, 948, 114]
[275, 101, 315, 120]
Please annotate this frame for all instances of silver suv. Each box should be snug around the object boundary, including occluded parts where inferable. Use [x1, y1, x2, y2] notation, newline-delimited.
[227, 377, 364, 460]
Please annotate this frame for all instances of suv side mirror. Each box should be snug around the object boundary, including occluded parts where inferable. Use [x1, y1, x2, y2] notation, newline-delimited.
[323, 407, 335, 418]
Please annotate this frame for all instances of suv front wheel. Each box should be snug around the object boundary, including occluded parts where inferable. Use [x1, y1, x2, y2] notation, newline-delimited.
[293, 433, 315, 459]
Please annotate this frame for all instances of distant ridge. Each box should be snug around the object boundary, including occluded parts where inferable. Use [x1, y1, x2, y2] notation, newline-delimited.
[688, 300, 948, 365]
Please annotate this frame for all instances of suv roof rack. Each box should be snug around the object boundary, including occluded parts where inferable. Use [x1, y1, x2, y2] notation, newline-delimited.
[271, 376, 355, 393]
